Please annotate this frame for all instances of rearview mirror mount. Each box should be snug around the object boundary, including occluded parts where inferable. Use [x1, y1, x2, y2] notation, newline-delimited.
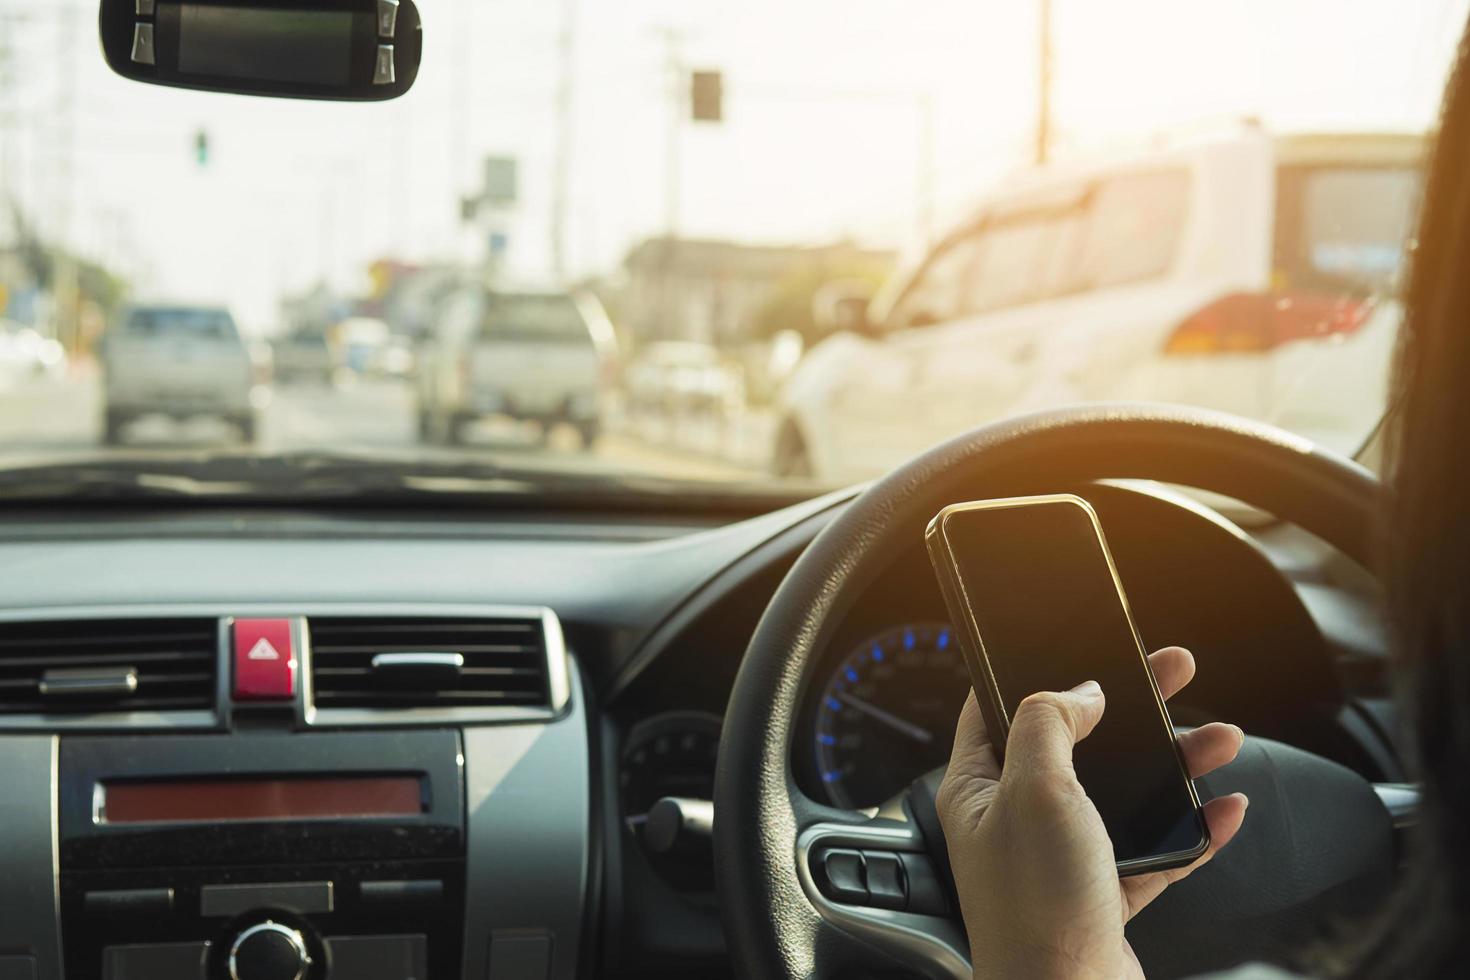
[99, 0, 422, 101]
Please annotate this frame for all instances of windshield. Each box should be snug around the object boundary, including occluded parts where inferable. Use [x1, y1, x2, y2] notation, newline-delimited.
[119, 306, 240, 341]
[1286, 166, 1420, 294]
[480, 294, 589, 344]
[0, 1, 1463, 498]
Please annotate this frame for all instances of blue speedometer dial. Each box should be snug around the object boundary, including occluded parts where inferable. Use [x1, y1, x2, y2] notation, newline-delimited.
[814, 622, 971, 809]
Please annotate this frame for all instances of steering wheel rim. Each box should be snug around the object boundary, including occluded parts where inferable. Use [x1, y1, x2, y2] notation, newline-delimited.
[714, 403, 1388, 979]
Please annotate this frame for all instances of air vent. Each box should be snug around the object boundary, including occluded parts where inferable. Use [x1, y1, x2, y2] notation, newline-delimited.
[0, 618, 218, 715]
[308, 615, 554, 713]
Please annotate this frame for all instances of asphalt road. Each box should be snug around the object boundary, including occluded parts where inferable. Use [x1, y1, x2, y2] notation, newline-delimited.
[0, 370, 769, 484]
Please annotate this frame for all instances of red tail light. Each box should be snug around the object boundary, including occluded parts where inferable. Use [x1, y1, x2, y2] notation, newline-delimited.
[1163, 291, 1371, 355]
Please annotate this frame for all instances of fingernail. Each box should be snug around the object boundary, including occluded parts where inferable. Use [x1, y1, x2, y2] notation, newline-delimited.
[1071, 680, 1102, 697]
[1234, 792, 1250, 810]
[1232, 724, 1246, 743]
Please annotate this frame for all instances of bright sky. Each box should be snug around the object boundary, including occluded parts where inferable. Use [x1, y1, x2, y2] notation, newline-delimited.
[0, 0, 1465, 331]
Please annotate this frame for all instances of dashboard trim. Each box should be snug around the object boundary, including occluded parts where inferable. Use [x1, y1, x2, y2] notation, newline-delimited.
[0, 603, 571, 732]
[460, 667, 592, 980]
[301, 604, 573, 728]
[604, 490, 855, 704]
[0, 735, 63, 979]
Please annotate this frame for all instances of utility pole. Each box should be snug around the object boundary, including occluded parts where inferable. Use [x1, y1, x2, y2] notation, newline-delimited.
[917, 92, 936, 245]
[52, 1, 78, 350]
[449, 0, 472, 260]
[654, 26, 683, 242]
[550, 0, 578, 283]
[1036, 0, 1053, 165]
[0, 14, 15, 220]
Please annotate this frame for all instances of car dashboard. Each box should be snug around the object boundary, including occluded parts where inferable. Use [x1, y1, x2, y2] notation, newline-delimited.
[0, 482, 1395, 980]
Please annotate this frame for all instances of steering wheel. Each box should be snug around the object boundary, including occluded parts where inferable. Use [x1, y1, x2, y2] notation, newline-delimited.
[714, 404, 1398, 979]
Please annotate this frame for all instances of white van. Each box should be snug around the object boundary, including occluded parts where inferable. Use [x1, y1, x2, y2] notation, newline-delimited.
[416, 285, 617, 447]
[774, 127, 1423, 481]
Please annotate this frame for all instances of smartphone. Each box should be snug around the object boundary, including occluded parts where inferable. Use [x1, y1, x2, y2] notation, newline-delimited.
[925, 493, 1208, 875]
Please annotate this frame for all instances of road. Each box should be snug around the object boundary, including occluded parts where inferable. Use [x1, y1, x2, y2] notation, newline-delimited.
[0, 371, 771, 484]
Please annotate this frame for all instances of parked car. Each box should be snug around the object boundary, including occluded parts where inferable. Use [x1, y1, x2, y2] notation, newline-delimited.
[0, 321, 65, 386]
[337, 316, 392, 377]
[624, 341, 744, 423]
[272, 329, 335, 384]
[367, 334, 416, 380]
[775, 127, 1423, 481]
[415, 285, 616, 447]
[99, 303, 257, 444]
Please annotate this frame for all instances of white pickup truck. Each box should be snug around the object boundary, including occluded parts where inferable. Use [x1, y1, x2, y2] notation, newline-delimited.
[416, 286, 616, 447]
[100, 304, 258, 444]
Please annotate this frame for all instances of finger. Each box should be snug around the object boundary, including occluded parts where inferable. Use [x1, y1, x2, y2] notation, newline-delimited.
[1148, 646, 1195, 702]
[1003, 681, 1106, 778]
[1120, 793, 1250, 917]
[947, 689, 1001, 782]
[1177, 722, 1245, 779]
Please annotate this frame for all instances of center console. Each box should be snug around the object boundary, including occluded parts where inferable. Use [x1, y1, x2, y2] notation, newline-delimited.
[59, 731, 465, 980]
[0, 604, 590, 980]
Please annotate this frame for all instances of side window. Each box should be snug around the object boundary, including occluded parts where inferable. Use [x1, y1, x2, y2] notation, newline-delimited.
[1033, 211, 1088, 299]
[1075, 170, 1190, 289]
[887, 232, 986, 330]
[961, 218, 1058, 315]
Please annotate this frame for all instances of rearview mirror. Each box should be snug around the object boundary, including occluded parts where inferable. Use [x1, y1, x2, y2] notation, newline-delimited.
[99, 0, 422, 101]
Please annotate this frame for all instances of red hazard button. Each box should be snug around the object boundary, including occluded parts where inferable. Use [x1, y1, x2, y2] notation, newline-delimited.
[233, 618, 297, 701]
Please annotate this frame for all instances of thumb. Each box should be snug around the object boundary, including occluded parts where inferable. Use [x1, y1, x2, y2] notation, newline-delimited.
[1003, 681, 1106, 778]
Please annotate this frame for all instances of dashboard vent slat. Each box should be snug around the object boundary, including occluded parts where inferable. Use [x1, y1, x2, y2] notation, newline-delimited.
[0, 618, 218, 716]
[308, 615, 552, 712]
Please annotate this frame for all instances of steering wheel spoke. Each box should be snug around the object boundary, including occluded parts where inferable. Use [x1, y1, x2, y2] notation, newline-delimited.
[796, 815, 972, 979]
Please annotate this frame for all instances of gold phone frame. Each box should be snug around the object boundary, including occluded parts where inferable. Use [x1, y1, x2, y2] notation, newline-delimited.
[924, 493, 1209, 876]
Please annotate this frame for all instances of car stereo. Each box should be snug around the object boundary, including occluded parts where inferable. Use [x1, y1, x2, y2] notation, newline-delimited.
[58, 730, 463, 980]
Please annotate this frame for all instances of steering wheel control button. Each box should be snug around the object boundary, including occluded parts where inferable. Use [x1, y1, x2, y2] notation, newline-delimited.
[84, 886, 175, 916]
[102, 941, 210, 980]
[201, 881, 334, 918]
[324, 934, 427, 980]
[232, 618, 297, 701]
[862, 851, 907, 911]
[897, 852, 949, 916]
[228, 922, 311, 980]
[815, 847, 868, 904]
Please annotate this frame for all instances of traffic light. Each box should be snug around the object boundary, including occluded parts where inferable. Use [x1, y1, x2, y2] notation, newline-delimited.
[691, 70, 723, 123]
[194, 129, 209, 167]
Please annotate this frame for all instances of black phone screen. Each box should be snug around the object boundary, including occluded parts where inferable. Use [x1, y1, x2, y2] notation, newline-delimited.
[937, 498, 1205, 866]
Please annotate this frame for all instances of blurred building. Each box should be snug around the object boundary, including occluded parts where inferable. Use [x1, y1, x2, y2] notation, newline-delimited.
[616, 237, 894, 347]
[0, 203, 43, 329]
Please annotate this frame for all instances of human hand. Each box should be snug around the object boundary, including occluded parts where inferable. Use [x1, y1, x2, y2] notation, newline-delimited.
[936, 646, 1249, 980]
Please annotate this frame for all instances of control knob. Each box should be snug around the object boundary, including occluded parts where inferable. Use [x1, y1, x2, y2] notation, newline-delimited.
[228, 921, 312, 980]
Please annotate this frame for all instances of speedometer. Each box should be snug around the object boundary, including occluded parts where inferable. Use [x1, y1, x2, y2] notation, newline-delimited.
[813, 622, 971, 808]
